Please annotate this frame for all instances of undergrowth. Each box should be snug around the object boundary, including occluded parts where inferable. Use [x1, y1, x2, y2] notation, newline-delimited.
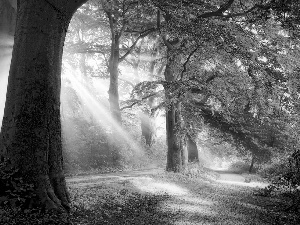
[256, 150, 300, 213]
[70, 186, 178, 225]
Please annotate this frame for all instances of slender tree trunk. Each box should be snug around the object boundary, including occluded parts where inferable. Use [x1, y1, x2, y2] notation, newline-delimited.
[108, 33, 122, 123]
[181, 134, 188, 169]
[249, 154, 255, 173]
[0, 0, 87, 211]
[187, 135, 199, 162]
[140, 41, 159, 147]
[141, 97, 156, 147]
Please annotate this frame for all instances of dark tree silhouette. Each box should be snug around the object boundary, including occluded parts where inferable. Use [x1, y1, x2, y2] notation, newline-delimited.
[0, 0, 88, 211]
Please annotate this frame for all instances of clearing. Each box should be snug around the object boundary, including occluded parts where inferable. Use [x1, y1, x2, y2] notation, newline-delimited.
[67, 168, 299, 225]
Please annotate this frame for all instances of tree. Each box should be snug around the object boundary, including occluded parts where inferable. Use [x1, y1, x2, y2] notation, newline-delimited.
[161, 27, 188, 172]
[0, 0, 88, 211]
[67, 0, 157, 123]
[151, 0, 283, 172]
[0, 0, 16, 35]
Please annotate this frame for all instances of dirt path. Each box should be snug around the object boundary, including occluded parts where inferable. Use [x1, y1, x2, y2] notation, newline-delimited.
[67, 168, 299, 225]
[67, 168, 164, 187]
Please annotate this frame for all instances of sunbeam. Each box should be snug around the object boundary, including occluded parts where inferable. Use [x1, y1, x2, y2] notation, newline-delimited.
[62, 65, 143, 154]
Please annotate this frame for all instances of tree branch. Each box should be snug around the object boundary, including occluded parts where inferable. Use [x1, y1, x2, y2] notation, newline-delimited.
[120, 93, 158, 110]
[180, 46, 198, 80]
[198, 1, 269, 19]
[119, 28, 156, 62]
[198, 0, 235, 18]
[118, 77, 135, 88]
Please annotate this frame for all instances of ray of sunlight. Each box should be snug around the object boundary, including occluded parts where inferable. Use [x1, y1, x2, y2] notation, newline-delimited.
[63, 65, 143, 154]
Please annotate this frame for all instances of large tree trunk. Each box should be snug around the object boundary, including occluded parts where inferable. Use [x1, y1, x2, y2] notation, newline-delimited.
[164, 49, 187, 172]
[165, 102, 181, 172]
[0, 0, 87, 211]
[165, 101, 187, 172]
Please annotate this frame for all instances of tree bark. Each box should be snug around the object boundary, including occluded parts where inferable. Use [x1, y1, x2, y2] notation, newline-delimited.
[0, 0, 87, 211]
[164, 49, 187, 172]
[165, 102, 182, 172]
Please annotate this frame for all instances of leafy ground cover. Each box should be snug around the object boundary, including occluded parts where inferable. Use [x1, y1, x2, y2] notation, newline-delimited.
[1, 167, 299, 224]
[67, 167, 300, 225]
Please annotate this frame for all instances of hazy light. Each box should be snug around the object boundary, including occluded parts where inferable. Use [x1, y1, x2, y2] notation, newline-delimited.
[125, 54, 162, 63]
[257, 56, 267, 62]
[63, 65, 143, 154]
[131, 177, 189, 196]
[0, 34, 13, 129]
[236, 59, 242, 67]
[216, 172, 269, 188]
[216, 179, 269, 188]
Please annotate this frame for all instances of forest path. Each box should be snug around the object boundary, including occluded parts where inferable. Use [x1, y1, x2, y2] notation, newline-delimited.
[67, 167, 165, 187]
[211, 168, 269, 188]
[67, 168, 298, 225]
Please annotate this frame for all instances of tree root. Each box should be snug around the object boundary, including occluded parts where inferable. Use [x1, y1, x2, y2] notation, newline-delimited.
[35, 175, 69, 212]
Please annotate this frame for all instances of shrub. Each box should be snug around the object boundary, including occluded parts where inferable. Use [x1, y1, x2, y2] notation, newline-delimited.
[257, 151, 300, 212]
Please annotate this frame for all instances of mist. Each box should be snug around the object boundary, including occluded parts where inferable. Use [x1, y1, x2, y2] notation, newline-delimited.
[0, 33, 13, 129]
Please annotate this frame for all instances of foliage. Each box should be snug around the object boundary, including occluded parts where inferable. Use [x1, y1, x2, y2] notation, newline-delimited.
[227, 161, 250, 173]
[0, 208, 70, 225]
[0, 162, 70, 225]
[181, 162, 219, 180]
[0, 159, 35, 209]
[257, 150, 300, 212]
[69, 184, 178, 225]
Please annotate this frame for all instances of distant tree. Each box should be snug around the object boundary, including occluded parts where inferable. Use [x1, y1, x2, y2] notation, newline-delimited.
[0, 0, 88, 211]
[0, 0, 16, 36]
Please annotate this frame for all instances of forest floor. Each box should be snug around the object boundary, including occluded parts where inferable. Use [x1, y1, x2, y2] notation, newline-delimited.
[66, 167, 300, 225]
